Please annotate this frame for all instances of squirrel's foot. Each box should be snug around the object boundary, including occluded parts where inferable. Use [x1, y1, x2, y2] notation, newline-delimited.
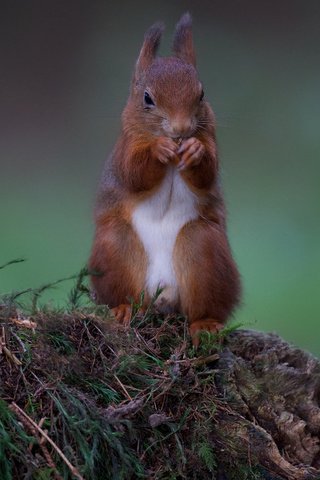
[177, 137, 205, 170]
[189, 319, 224, 347]
[110, 304, 144, 327]
[152, 136, 179, 164]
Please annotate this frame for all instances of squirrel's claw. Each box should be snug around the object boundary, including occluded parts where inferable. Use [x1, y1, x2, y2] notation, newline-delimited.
[177, 137, 205, 170]
[152, 136, 179, 164]
[110, 304, 144, 326]
[111, 304, 133, 326]
[189, 319, 224, 347]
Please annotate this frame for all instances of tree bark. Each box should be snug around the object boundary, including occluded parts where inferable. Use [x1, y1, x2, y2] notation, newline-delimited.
[215, 329, 320, 479]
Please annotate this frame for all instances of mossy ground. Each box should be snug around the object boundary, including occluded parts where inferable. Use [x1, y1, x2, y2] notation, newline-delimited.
[3, 262, 317, 479]
[0, 262, 269, 480]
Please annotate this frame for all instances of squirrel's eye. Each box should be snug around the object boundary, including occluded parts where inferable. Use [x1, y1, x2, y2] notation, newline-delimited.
[144, 91, 155, 107]
[200, 90, 204, 102]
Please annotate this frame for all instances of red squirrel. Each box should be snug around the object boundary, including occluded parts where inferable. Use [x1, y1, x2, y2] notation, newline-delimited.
[89, 13, 241, 345]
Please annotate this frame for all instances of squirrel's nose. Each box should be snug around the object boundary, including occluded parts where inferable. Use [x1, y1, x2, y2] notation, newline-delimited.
[169, 116, 194, 138]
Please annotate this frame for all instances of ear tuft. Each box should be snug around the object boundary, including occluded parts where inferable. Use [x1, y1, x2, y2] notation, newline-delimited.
[135, 21, 165, 75]
[145, 21, 165, 48]
[172, 12, 196, 66]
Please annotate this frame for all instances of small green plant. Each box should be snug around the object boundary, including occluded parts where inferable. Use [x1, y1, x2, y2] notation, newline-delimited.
[68, 266, 92, 310]
[0, 399, 33, 480]
[197, 441, 217, 472]
[0, 258, 26, 271]
[75, 377, 121, 404]
[47, 331, 75, 355]
[192, 321, 244, 357]
[32, 467, 58, 480]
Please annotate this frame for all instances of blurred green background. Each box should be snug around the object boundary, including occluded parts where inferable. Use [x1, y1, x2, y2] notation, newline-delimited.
[1, 1, 319, 354]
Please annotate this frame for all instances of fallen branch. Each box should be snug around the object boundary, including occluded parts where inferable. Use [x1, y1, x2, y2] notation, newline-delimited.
[9, 402, 84, 480]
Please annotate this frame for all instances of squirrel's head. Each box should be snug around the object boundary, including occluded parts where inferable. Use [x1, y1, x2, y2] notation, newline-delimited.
[126, 13, 211, 139]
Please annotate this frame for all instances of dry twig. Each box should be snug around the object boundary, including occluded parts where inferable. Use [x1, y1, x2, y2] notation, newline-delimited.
[9, 402, 84, 480]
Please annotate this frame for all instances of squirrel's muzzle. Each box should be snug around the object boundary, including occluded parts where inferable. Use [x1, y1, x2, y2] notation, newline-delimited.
[166, 116, 195, 139]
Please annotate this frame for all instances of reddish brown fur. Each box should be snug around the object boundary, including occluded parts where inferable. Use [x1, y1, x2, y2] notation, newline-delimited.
[89, 13, 241, 342]
[116, 136, 172, 193]
[172, 12, 196, 66]
[180, 134, 218, 191]
[174, 220, 241, 325]
[90, 207, 147, 306]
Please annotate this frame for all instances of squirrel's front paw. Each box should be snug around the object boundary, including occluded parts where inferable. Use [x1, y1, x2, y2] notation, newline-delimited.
[152, 136, 179, 164]
[177, 137, 205, 171]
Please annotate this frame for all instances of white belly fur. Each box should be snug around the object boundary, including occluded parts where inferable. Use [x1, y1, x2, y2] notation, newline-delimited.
[131, 166, 198, 311]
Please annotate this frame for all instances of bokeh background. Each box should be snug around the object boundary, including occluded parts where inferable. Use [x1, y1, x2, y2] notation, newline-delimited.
[1, 1, 319, 354]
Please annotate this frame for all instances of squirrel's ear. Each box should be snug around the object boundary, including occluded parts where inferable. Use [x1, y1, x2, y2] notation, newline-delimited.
[172, 12, 196, 66]
[135, 21, 164, 76]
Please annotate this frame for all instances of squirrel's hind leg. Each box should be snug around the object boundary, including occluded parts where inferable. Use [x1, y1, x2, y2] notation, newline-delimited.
[173, 219, 241, 345]
[89, 212, 147, 312]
